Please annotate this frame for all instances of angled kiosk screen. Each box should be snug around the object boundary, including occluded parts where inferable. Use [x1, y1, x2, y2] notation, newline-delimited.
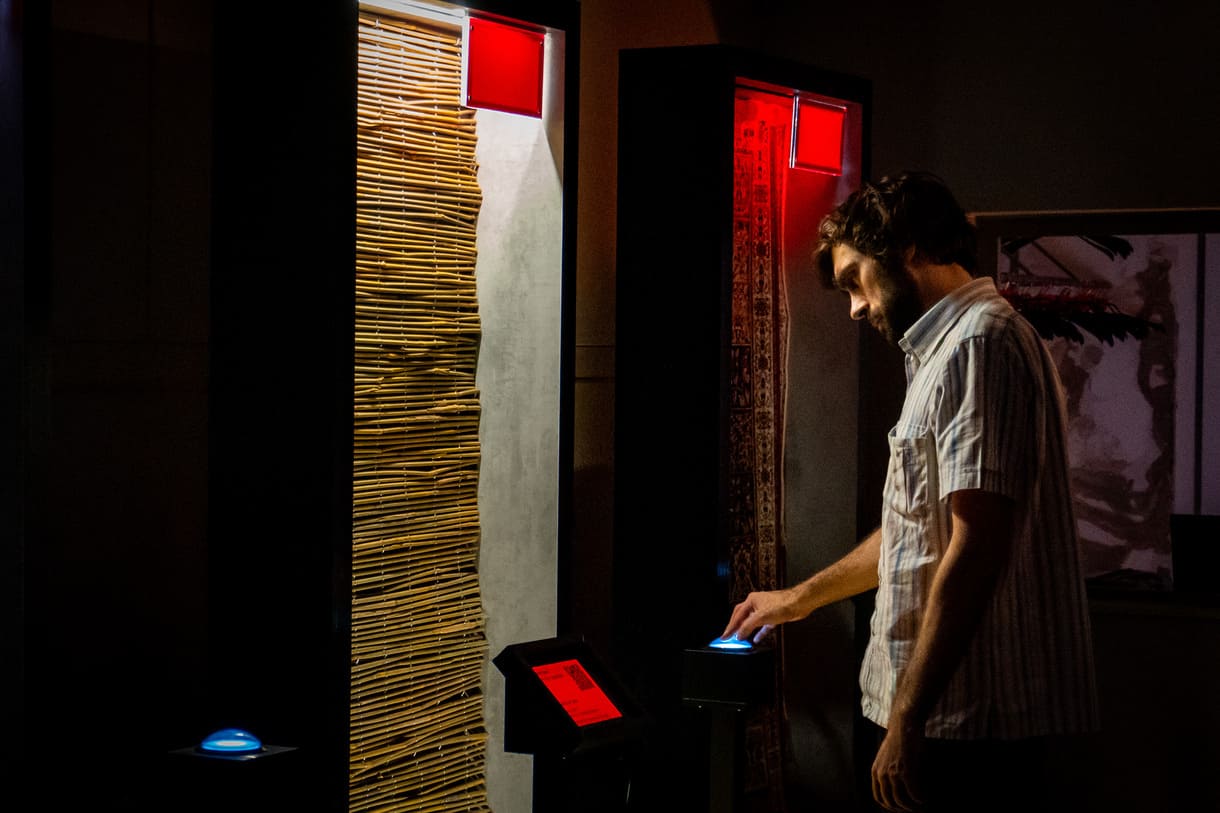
[494, 637, 643, 756]
[532, 659, 623, 726]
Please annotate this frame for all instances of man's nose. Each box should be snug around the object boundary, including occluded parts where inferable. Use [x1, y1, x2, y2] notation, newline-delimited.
[849, 294, 868, 321]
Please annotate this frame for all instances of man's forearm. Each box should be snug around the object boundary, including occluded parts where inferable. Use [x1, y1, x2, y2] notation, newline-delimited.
[888, 491, 1013, 730]
[790, 526, 882, 617]
[724, 526, 881, 640]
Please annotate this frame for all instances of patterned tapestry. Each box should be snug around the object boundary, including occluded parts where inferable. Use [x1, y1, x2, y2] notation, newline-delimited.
[730, 90, 791, 812]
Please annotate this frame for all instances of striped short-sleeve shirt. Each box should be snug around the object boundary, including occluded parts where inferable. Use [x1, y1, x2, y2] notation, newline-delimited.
[860, 277, 1100, 740]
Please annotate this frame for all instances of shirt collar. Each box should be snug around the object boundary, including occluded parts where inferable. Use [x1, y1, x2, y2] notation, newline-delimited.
[898, 277, 1000, 365]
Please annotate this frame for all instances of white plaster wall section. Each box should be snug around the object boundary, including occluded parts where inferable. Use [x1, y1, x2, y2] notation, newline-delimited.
[474, 99, 564, 813]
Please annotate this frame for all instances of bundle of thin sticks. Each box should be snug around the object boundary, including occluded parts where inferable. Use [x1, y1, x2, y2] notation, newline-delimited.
[352, 12, 490, 813]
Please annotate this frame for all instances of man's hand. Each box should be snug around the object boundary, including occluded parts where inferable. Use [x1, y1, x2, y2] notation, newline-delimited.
[871, 722, 927, 812]
[720, 529, 882, 644]
[722, 587, 804, 643]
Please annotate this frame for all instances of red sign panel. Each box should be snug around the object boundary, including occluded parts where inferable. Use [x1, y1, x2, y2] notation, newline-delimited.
[465, 16, 545, 118]
[793, 97, 845, 175]
[531, 659, 622, 726]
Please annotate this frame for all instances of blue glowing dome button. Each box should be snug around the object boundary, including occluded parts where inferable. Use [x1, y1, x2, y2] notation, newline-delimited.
[200, 727, 264, 754]
[708, 635, 753, 651]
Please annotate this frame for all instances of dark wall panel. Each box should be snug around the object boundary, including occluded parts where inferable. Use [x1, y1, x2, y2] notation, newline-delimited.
[208, 5, 356, 811]
[19, 9, 213, 810]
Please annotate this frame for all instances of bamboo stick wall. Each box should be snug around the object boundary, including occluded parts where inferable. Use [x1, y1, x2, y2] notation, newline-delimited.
[352, 12, 490, 812]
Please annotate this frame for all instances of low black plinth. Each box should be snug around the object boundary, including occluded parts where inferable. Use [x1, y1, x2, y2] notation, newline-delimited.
[681, 639, 777, 813]
[166, 743, 303, 813]
[681, 640, 775, 709]
[169, 744, 299, 762]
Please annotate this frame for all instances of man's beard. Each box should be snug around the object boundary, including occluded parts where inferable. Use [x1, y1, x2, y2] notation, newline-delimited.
[872, 264, 923, 345]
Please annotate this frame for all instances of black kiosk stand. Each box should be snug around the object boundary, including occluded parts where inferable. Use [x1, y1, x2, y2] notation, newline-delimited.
[494, 637, 647, 813]
[166, 740, 302, 813]
[681, 638, 776, 813]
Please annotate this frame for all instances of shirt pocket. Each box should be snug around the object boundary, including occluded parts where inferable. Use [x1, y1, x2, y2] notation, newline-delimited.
[885, 423, 932, 519]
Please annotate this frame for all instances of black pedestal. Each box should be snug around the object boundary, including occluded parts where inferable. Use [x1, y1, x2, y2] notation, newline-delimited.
[166, 745, 302, 813]
[494, 637, 647, 813]
[533, 750, 634, 813]
[681, 641, 776, 813]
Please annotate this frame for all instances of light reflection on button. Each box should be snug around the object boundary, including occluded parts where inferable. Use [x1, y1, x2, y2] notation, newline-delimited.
[708, 635, 753, 651]
[199, 727, 263, 754]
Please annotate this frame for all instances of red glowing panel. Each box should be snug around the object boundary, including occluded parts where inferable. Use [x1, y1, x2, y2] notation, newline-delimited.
[464, 16, 544, 118]
[531, 659, 622, 726]
[793, 97, 845, 175]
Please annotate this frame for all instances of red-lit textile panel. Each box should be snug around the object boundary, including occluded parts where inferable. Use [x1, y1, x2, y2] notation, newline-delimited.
[730, 85, 790, 811]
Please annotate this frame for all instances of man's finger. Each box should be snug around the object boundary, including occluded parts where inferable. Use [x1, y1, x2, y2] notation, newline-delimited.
[876, 769, 921, 813]
[722, 600, 755, 638]
[873, 758, 915, 812]
[888, 778, 911, 812]
[872, 764, 891, 812]
[873, 773, 894, 812]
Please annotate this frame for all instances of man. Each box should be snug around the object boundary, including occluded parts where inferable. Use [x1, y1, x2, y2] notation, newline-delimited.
[722, 172, 1098, 812]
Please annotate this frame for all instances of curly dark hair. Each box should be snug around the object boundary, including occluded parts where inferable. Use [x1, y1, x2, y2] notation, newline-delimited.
[812, 171, 977, 288]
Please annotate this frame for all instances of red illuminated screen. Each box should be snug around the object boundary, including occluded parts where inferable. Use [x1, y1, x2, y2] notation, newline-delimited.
[531, 659, 622, 726]
[793, 97, 845, 174]
[465, 16, 544, 118]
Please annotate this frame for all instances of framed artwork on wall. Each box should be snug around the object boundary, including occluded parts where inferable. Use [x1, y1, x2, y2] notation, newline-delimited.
[974, 209, 1220, 590]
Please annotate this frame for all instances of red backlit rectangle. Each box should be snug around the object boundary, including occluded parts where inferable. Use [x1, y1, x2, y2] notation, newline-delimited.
[792, 97, 845, 175]
[532, 659, 622, 726]
[464, 16, 544, 118]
